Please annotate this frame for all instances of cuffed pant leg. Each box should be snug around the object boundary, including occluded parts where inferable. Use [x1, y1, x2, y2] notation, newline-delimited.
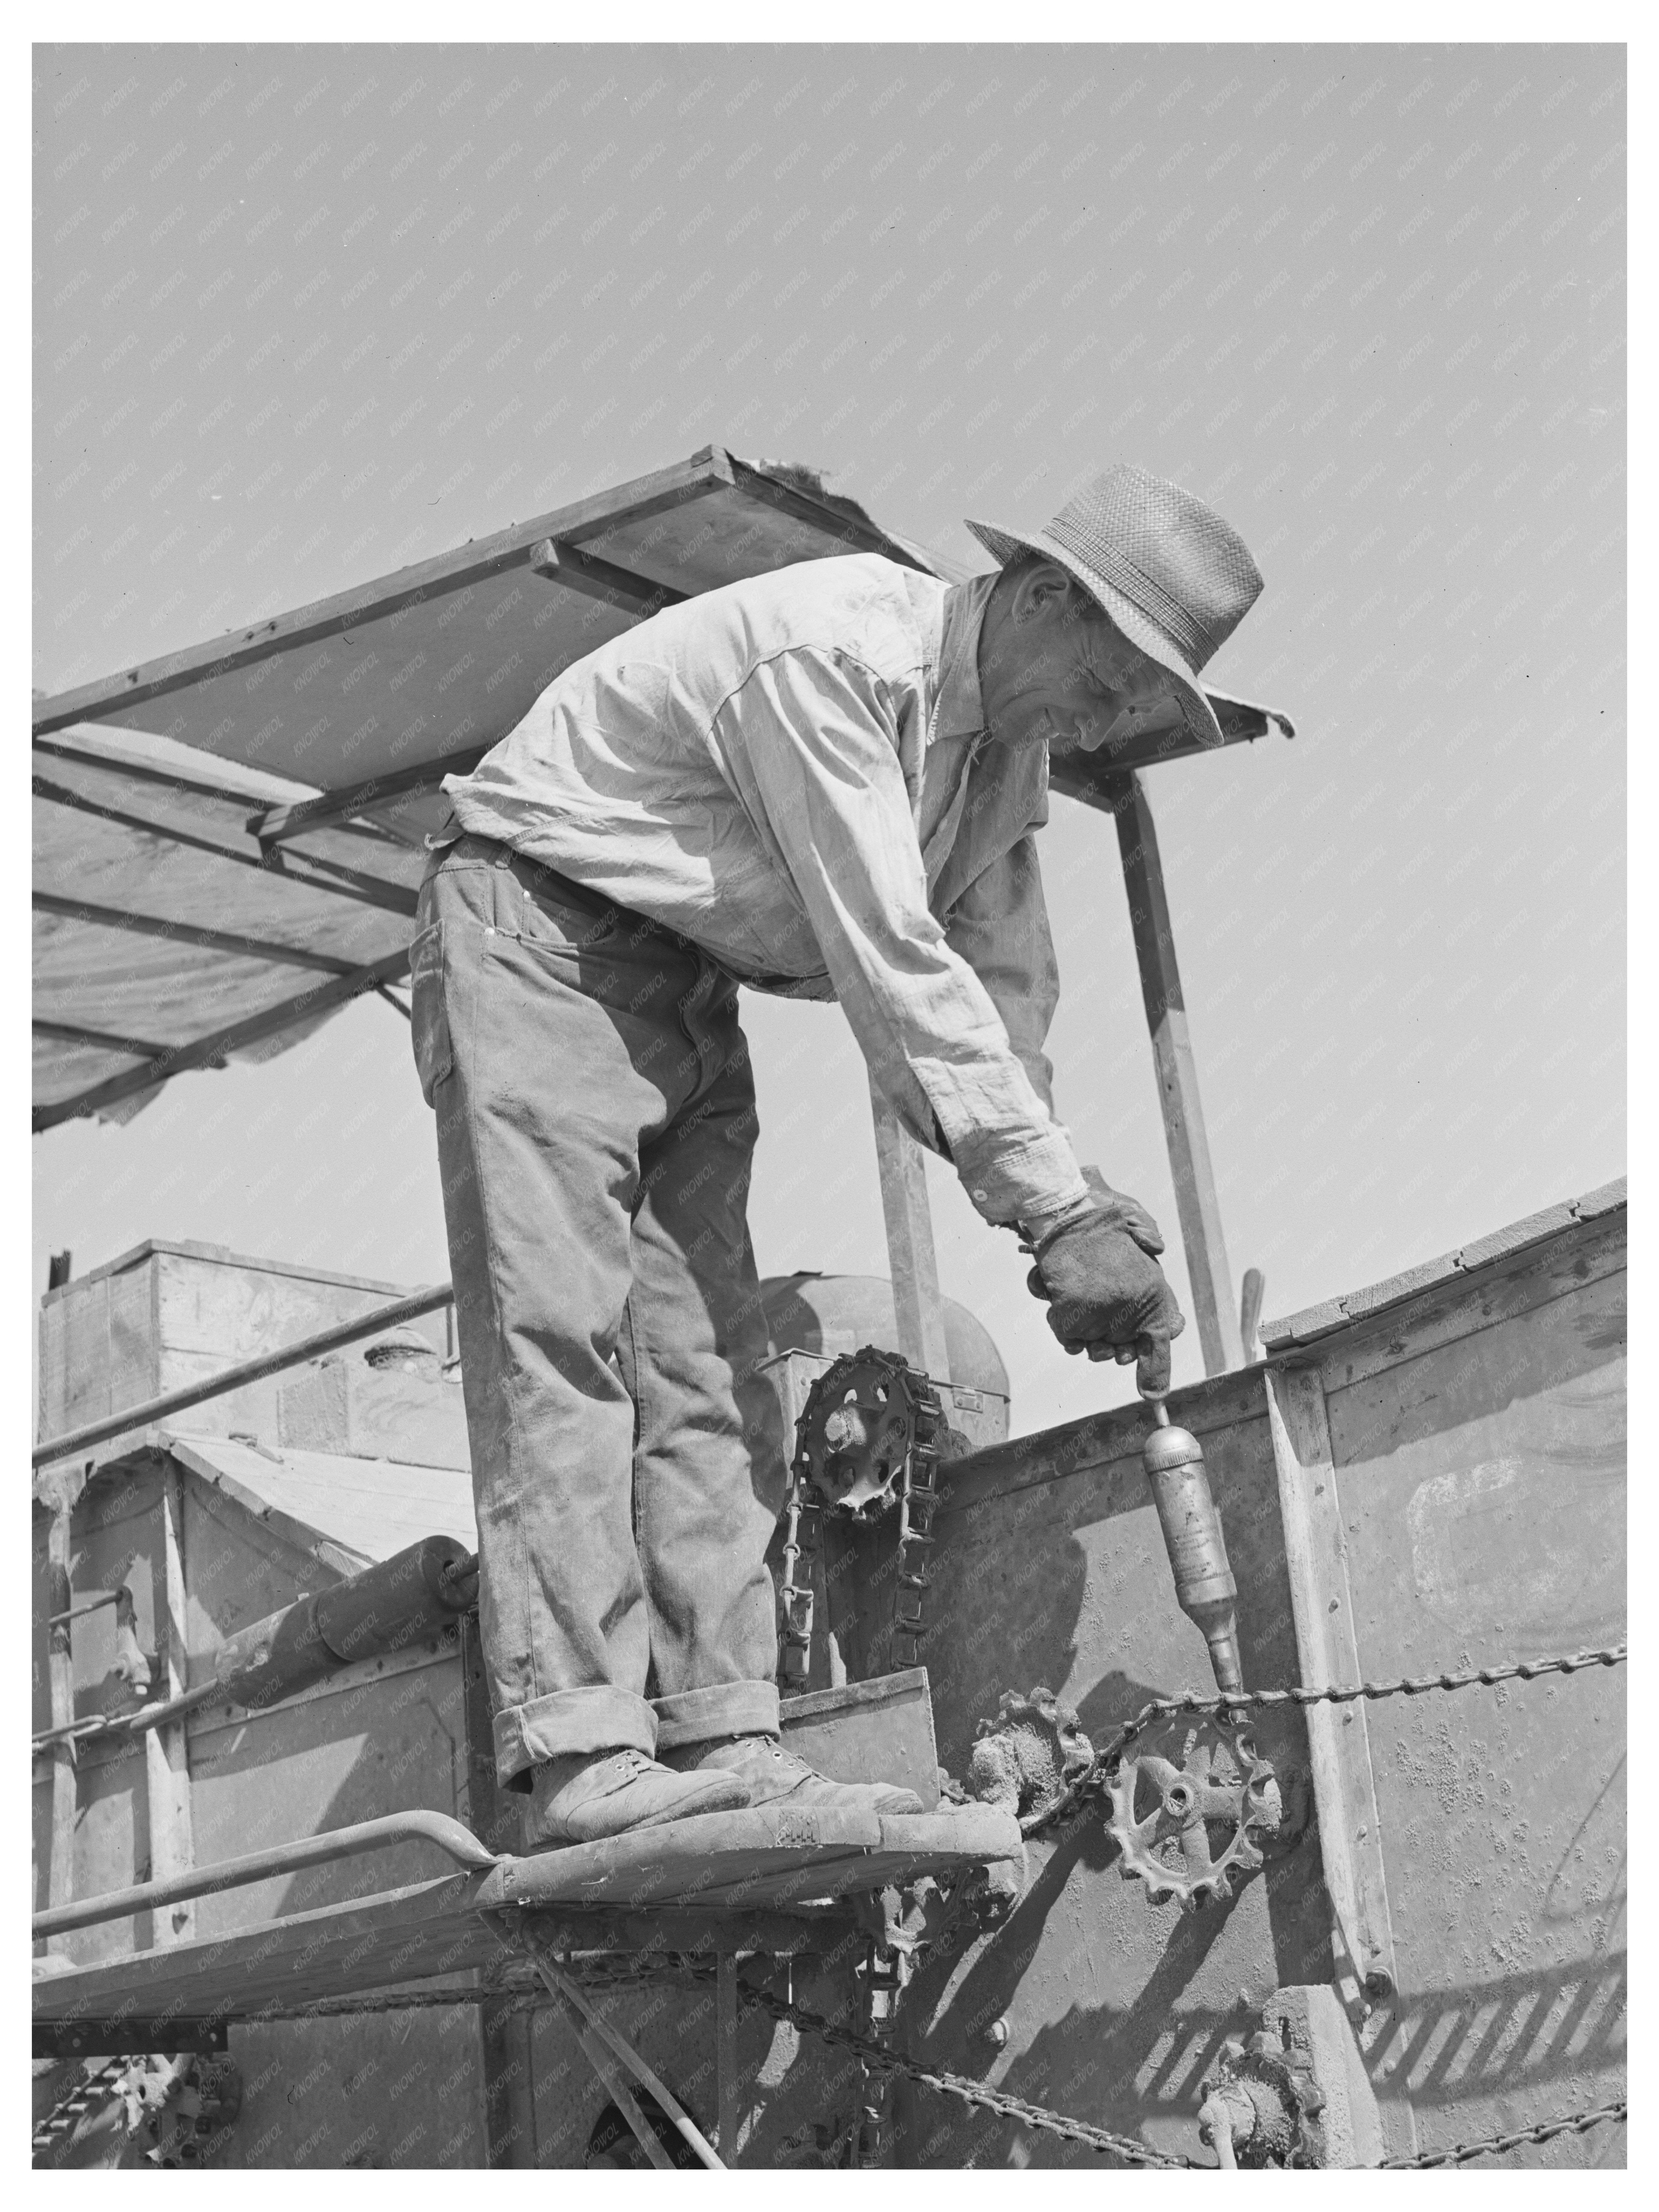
[493, 1685, 657, 1780]
[653, 1680, 781, 1752]
[417, 852, 672, 1786]
[621, 970, 790, 1751]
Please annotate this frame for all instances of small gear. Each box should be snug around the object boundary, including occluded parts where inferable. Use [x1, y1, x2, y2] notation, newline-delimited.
[968, 1686, 1095, 1832]
[1198, 2022, 1326, 2168]
[1106, 1715, 1280, 1909]
[792, 1346, 943, 1520]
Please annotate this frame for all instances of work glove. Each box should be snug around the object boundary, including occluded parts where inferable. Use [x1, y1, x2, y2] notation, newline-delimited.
[1078, 1166, 1166, 1257]
[1026, 1212, 1186, 1395]
[1013, 1169, 1167, 1264]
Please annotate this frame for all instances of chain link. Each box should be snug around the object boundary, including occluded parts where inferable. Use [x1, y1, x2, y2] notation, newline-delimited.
[1381, 2100, 1627, 2168]
[1027, 1643, 1628, 1837]
[32, 2055, 134, 2161]
[720, 1964, 1198, 2169]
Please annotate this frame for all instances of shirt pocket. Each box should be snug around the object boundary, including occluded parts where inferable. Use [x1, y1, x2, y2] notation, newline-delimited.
[409, 920, 453, 1105]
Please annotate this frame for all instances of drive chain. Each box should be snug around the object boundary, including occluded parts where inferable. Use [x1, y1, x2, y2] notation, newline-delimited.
[235, 1970, 1632, 2171]
[32, 2055, 134, 2162]
[58, 1642, 1626, 2171]
[718, 1965, 1198, 2169]
[1380, 2099, 1628, 2168]
[1026, 1642, 1628, 1838]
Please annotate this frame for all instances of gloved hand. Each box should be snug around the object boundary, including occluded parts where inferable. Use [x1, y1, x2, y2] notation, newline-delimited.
[1080, 1166, 1166, 1257]
[1026, 1212, 1186, 1395]
[1016, 1169, 1167, 1261]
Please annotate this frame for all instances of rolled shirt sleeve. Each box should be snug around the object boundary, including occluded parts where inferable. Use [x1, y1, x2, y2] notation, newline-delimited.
[717, 646, 1089, 1228]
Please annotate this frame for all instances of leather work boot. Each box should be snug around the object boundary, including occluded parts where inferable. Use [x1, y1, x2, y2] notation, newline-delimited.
[521, 1749, 750, 1851]
[668, 1733, 925, 1818]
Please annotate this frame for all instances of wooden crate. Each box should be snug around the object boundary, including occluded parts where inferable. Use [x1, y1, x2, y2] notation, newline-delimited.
[38, 1240, 443, 1460]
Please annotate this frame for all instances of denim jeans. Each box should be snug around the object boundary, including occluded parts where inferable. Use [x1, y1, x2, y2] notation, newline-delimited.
[410, 835, 786, 1787]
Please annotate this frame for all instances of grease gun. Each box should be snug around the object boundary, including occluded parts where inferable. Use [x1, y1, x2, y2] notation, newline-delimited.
[1139, 1389, 1244, 1694]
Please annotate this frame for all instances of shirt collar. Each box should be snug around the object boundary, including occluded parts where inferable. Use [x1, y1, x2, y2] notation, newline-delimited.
[932, 572, 999, 744]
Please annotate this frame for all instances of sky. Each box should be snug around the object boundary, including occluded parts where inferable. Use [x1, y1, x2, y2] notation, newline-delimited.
[31, 41, 1625, 1437]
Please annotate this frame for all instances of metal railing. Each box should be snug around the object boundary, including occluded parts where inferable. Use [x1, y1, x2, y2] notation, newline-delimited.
[33, 1282, 455, 1469]
[31, 1809, 497, 1940]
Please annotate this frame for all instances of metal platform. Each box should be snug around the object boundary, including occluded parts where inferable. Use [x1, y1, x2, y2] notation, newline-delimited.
[32, 1804, 1020, 2050]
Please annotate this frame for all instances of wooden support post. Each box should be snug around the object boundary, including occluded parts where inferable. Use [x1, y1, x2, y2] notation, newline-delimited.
[460, 1615, 538, 2168]
[1264, 1366, 1402, 2004]
[1110, 771, 1243, 1376]
[867, 1074, 952, 1383]
[143, 1466, 195, 1947]
[716, 1953, 739, 2160]
[44, 1502, 79, 1933]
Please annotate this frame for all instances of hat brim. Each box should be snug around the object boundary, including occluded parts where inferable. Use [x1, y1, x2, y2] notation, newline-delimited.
[964, 518, 1225, 748]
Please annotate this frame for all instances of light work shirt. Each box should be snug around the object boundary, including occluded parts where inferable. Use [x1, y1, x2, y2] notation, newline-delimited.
[444, 552, 1090, 1231]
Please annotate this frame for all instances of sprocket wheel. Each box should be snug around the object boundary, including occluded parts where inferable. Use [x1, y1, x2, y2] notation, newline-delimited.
[792, 1346, 943, 1520]
[968, 1686, 1095, 1832]
[1106, 1715, 1280, 1910]
[1198, 2023, 1327, 2168]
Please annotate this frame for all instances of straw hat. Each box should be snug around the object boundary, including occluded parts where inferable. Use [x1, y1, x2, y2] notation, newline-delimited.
[966, 464, 1264, 746]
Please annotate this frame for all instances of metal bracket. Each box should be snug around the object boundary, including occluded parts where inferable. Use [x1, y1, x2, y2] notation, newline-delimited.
[33, 2019, 228, 2061]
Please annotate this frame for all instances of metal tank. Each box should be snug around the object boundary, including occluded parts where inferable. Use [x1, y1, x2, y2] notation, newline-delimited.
[759, 1273, 1010, 1447]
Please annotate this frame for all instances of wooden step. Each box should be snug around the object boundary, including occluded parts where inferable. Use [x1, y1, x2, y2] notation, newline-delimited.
[32, 1805, 1021, 2045]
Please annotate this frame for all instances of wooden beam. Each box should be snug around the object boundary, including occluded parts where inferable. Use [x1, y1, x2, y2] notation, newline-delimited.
[34, 729, 318, 811]
[723, 453, 933, 566]
[1264, 1365, 1402, 2004]
[867, 1073, 952, 1382]
[1108, 771, 1243, 1376]
[143, 1467, 195, 1948]
[1047, 692, 1295, 795]
[504, 1929, 725, 2170]
[30, 449, 742, 740]
[529, 538, 689, 620]
[248, 744, 486, 848]
[32, 946, 414, 1135]
[33, 1018, 179, 1060]
[33, 892, 360, 977]
[33, 775, 419, 919]
[563, 2001, 679, 2169]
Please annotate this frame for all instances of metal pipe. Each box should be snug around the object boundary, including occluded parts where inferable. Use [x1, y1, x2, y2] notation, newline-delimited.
[210, 1535, 479, 1710]
[47, 1589, 123, 1627]
[31, 1539, 480, 1757]
[31, 1810, 498, 1940]
[32, 1680, 223, 1757]
[32, 1282, 455, 1468]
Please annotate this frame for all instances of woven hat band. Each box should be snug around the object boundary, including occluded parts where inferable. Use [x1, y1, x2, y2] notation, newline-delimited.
[1046, 512, 1219, 671]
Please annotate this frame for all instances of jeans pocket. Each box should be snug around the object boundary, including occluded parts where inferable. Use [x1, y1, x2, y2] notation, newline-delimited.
[508, 863, 619, 955]
[409, 920, 453, 1105]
